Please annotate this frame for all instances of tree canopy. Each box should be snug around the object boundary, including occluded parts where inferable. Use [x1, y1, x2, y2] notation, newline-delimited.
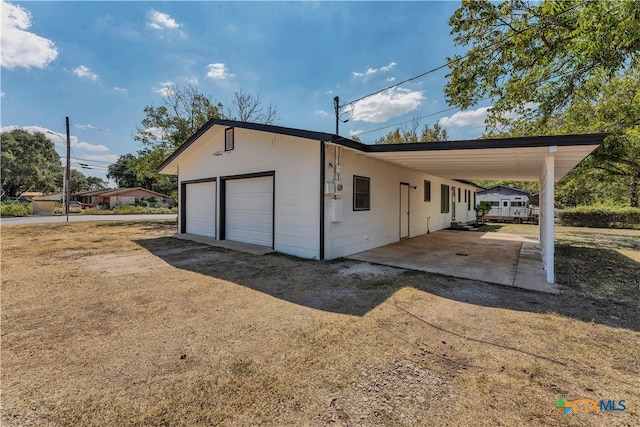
[131, 84, 279, 190]
[54, 169, 108, 194]
[445, 0, 640, 206]
[374, 120, 448, 144]
[107, 154, 176, 197]
[1, 129, 63, 197]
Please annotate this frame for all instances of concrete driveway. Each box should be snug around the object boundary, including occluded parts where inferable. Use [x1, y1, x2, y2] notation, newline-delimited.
[348, 230, 559, 294]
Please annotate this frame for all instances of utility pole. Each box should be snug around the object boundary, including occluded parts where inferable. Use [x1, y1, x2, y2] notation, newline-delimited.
[65, 116, 71, 222]
[334, 96, 340, 135]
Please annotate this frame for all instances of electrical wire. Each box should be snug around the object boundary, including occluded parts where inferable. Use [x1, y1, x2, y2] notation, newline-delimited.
[339, 0, 589, 109]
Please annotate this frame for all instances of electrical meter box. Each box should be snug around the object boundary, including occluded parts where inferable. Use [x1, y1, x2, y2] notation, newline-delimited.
[330, 198, 343, 222]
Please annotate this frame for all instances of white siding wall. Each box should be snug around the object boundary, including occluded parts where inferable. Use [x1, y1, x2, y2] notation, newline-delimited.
[177, 127, 321, 259]
[324, 145, 478, 259]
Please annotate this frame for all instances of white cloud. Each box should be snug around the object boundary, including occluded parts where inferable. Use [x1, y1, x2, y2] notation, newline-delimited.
[349, 129, 364, 137]
[206, 63, 231, 80]
[438, 106, 491, 128]
[1, 1, 58, 69]
[147, 10, 181, 30]
[144, 127, 166, 139]
[73, 141, 109, 152]
[314, 110, 330, 117]
[351, 87, 424, 123]
[74, 124, 110, 132]
[386, 77, 396, 82]
[352, 61, 396, 78]
[73, 65, 99, 81]
[0, 92, 4, 97]
[1, 125, 110, 152]
[152, 81, 175, 96]
[113, 86, 128, 94]
[82, 154, 119, 163]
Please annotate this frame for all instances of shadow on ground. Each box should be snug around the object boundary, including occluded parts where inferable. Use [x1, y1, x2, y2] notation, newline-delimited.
[135, 236, 640, 332]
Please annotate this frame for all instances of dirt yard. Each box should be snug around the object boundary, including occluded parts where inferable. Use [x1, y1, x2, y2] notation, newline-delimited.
[1, 220, 639, 426]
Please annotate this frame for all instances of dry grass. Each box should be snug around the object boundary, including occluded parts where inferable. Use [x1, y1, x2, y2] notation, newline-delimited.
[1, 220, 639, 426]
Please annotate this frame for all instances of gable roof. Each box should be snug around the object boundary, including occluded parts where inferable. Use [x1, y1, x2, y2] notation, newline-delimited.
[72, 187, 172, 198]
[158, 119, 341, 172]
[158, 119, 607, 181]
[477, 185, 531, 196]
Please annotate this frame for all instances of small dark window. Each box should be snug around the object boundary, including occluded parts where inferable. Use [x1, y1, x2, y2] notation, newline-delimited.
[225, 127, 234, 151]
[440, 184, 450, 213]
[464, 189, 467, 203]
[353, 176, 370, 211]
[490, 201, 499, 206]
[424, 180, 431, 202]
[473, 192, 476, 207]
[458, 188, 461, 203]
[467, 191, 471, 210]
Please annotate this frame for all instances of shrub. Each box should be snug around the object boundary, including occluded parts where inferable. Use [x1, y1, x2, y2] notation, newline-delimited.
[1, 202, 32, 217]
[558, 206, 640, 229]
[112, 205, 176, 215]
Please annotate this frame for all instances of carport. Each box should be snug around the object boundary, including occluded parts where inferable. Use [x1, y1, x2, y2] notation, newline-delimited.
[348, 133, 606, 285]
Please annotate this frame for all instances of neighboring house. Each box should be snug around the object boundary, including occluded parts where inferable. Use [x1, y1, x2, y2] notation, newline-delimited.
[73, 188, 175, 209]
[477, 185, 533, 221]
[31, 193, 63, 214]
[158, 119, 605, 280]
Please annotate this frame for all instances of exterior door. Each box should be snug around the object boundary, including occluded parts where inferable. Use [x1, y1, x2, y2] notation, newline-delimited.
[225, 176, 274, 247]
[500, 199, 510, 217]
[185, 181, 216, 237]
[400, 183, 410, 240]
[451, 186, 456, 221]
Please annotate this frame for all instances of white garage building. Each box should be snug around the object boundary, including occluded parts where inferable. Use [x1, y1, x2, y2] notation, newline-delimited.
[158, 119, 605, 283]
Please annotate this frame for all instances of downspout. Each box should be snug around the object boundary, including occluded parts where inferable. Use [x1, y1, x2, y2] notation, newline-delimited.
[319, 140, 325, 260]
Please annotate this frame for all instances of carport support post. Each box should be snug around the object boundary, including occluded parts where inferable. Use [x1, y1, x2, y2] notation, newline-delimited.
[540, 147, 556, 283]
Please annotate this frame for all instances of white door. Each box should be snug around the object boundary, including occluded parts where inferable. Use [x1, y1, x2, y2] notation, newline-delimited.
[185, 181, 216, 237]
[400, 183, 410, 240]
[500, 199, 510, 217]
[226, 176, 273, 247]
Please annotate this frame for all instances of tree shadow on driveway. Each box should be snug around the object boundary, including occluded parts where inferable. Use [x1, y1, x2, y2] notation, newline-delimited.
[135, 236, 640, 332]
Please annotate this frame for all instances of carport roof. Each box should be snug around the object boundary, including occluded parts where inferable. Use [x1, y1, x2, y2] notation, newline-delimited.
[158, 119, 606, 181]
[357, 134, 606, 181]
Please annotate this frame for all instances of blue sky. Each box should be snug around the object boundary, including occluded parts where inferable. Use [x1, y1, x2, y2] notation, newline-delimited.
[1, 1, 492, 183]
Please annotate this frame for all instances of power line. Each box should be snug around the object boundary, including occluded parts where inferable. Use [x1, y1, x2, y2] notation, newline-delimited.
[339, 0, 588, 109]
[340, 60, 592, 144]
[73, 157, 114, 165]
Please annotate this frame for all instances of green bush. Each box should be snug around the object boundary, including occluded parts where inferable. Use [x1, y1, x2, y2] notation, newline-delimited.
[1, 202, 32, 217]
[112, 205, 176, 214]
[558, 206, 640, 229]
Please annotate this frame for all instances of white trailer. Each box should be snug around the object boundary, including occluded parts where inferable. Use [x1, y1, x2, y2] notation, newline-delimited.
[477, 185, 538, 223]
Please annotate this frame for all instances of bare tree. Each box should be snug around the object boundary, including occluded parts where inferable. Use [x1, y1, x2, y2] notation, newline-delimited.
[228, 89, 279, 124]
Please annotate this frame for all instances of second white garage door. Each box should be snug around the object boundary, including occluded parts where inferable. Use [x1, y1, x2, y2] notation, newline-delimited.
[185, 181, 216, 238]
[225, 176, 273, 247]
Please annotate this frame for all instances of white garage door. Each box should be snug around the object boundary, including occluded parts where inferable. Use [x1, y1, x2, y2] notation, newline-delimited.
[226, 176, 273, 247]
[185, 181, 216, 237]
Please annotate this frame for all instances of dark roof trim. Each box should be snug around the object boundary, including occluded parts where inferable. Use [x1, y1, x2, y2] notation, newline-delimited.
[454, 179, 483, 189]
[158, 119, 342, 171]
[358, 133, 608, 153]
[158, 118, 608, 173]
